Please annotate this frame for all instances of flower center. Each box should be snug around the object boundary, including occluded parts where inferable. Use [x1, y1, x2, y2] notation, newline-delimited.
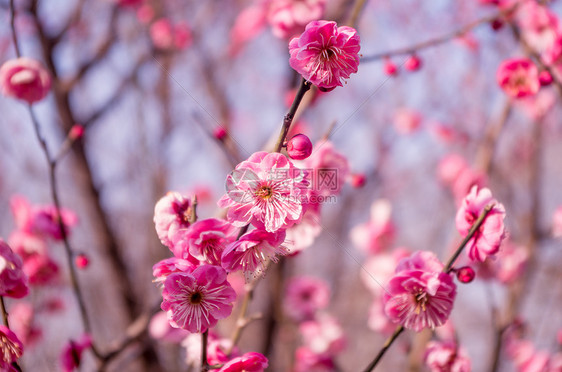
[189, 291, 204, 305]
[414, 289, 428, 314]
[256, 185, 273, 199]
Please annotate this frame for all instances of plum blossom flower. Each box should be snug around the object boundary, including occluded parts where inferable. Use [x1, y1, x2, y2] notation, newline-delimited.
[437, 154, 469, 186]
[229, 3, 268, 55]
[9, 302, 41, 347]
[350, 199, 395, 255]
[267, 0, 326, 39]
[221, 229, 287, 278]
[361, 248, 410, 295]
[424, 340, 471, 372]
[289, 20, 360, 91]
[299, 313, 345, 354]
[0, 325, 23, 370]
[0, 240, 29, 298]
[368, 295, 396, 335]
[59, 334, 91, 372]
[218, 352, 268, 372]
[284, 276, 330, 321]
[161, 265, 236, 333]
[293, 346, 335, 372]
[516, 1, 560, 52]
[383, 251, 456, 332]
[174, 218, 238, 265]
[0, 57, 51, 103]
[393, 108, 422, 135]
[148, 311, 188, 343]
[218, 152, 308, 232]
[152, 257, 197, 285]
[285, 198, 322, 254]
[497, 58, 540, 99]
[10, 195, 78, 241]
[456, 186, 506, 262]
[154, 192, 193, 248]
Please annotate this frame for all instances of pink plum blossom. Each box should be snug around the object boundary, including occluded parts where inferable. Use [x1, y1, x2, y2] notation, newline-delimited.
[303, 141, 350, 197]
[9, 302, 41, 347]
[150, 19, 174, 50]
[183, 331, 237, 367]
[350, 199, 395, 255]
[161, 265, 236, 333]
[553, 206, 562, 238]
[368, 296, 396, 335]
[293, 346, 335, 372]
[0, 240, 29, 298]
[283, 276, 330, 321]
[383, 251, 456, 332]
[285, 199, 322, 254]
[452, 167, 488, 204]
[455, 186, 506, 262]
[221, 229, 287, 278]
[507, 339, 555, 372]
[516, 1, 560, 52]
[0, 57, 51, 103]
[267, 0, 326, 39]
[437, 154, 469, 186]
[289, 20, 360, 91]
[153, 192, 193, 248]
[0, 325, 23, 370]
[152, 257, 197, 285]
[361, 248, 410, 295]
[218, 151, 308, 232]
[10, 195, 78, 241]
[229, 3, 268, 55]
[148, 311, 188, 343]
[299, 313, 345, 354]
[174, 218, 238, 265]
[219, 352, 268, 372]
[21, 253, 60, 286]
[424, 340, 472, 372]
[497, 58, 540, 99]
[59, 334, 91, 372]
[393, 108, 422, 135]
[494, 242, 528, 284]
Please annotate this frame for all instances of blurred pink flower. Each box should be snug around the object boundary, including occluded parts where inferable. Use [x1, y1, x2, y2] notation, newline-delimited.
[293, 346, 335, 372]
[289, 20, 360, 91]
[424, 340, 471, 372]
[152, 257, 197, 285]
[0, 325, 24, 369]
[285, 199, 322, 254]
[21, 253, 59, 286]
[174, 23, 192, 50]
[148, 311, 188, 343]
[507, 339, 552, 372]
[9, 302, 41, 347]
[161, 265, 236, 333]
[361, 248, 411, 295]
[497, 58, 540, 99]
[383, 58, 398, 76]
[452, 167, 488, 203]
[229, 3, 268, 55]
[383, 254, 456, 332]
[437, 154, 469, 186]
[284, 276, 330, 321]
[60, 334, 91, 372]
[495, 242, 528, 284]
[516, 1, 560, 52]
[299, 313, 345, 354]
[553, 206, 562, 238]
[153, 191, 193, 249]
[455, 186, 506, 262]
[395, 250, 445, 273]
[268, 0, 326, 39]
[175, 218, 238, 265]
[393, 108, 422, 135]
[350, 199, 395, 255]
[218, 152, 308, 232]
[136, 4, 154, 24]
[219, 352, 268, 372]
[0, 240, 29, 298]
[368, 295, 396, 334]
[544, 34, 562, 79]
[10, 195, 78, 241]
[8, 231, 48, 258]
[303, 141, 350, 197]
[221, 229, 287, 277]
[150, 19, 174, 49]
[0, 57, 51, 103]
[405, 55, 422, 71]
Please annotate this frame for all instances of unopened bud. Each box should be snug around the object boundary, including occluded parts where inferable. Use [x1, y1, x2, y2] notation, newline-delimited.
[286, 134, 313, 160]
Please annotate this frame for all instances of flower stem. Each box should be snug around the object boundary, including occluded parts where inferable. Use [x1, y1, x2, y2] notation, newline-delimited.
[201, 330, 209, 372]
[0, 296, 10, 328]
[361, 326, 404, 372]
[273, 79, 311, 153]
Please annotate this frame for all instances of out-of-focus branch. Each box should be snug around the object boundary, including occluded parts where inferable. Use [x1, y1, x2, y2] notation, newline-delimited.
[347, 0, 369, 28]
[361, 2, 520, 62]
[63, 6, 119, 92]
[475, 100, 512, 173]
[51, 0, 87, 45]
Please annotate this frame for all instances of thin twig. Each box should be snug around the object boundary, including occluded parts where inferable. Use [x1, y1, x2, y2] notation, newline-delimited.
[9, 0, 20, 57]
[273, 79, 311, 152]
[361, 2, 521, 62]
[0, 297, 10, 328]
[347, 0, 369, 28]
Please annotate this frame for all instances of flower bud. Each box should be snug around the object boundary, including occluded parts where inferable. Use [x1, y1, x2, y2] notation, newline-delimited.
[75, 254, 89, 269]
[214, 127, 228, 141]
[456, 266, 475, 283]
[286, 134, 313, 160]
[0, 57, 51, 104]
[350, 173, 366, 188]
[69, 124, 85, 140]
[539, 70, 553, 86]
[383, 58, 398, 76]
[404, 55, 422, 71]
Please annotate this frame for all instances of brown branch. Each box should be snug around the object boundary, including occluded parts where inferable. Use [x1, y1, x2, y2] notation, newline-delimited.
[274, 78, 311, 152]
[361, 2, 521, 62]
[475, 100, 512, 174]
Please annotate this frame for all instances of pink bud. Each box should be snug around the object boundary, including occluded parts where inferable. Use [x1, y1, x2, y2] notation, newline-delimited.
[75, 254, 89, 269]
[286, 134, 313, 160]
[69, 124, 84, 140]
[539, 70, 553, 86]
[350, 173, 366, 188]
[456, 266, 475, 283]
[491, 19, 504, 31]
[404, 55, 422, 71]
[383, 58, 398, 76]
[214, 127, 228, 141]
[0, 57, 52, 104]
